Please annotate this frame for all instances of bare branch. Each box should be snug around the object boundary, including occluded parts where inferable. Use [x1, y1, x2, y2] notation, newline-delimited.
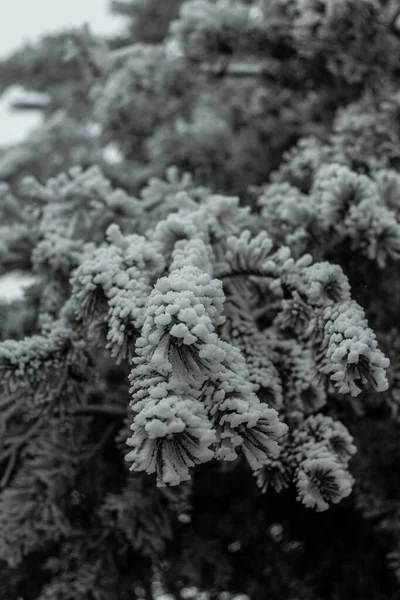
[10, 100, 50, 112]
[109, 43, 280, 78]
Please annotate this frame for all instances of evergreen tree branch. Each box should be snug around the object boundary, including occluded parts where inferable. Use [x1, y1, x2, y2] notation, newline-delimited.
[0, 414, 44, 488]
[81, 423, 118, 463]
[109, 42, 279, 78]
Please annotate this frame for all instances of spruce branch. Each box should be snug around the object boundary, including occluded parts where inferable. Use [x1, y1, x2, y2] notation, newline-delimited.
[0, 413, 44, 488]
[1, 1, 399, 595]
[81, 422, 118, 464]
[109, 42, 280, 78]
[0, 365, 70, 488]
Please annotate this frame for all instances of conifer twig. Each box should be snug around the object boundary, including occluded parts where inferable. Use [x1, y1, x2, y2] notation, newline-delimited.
[82, 422, 118, 463]
[0, 413, 45, 488]
[0, 368, 69, 487]
[72, 404, 127, 417]
[109, 43, 280, 78]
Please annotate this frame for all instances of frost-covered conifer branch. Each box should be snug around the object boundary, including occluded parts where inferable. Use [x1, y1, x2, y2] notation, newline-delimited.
[255, 414, 356, 511]
[0, 158, 391, 513]
[1, 1, 400, 594]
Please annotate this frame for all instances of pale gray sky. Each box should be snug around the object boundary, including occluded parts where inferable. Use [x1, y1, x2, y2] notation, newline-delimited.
[0, 0, 123, 60]
[0, 0, 124, 146]
[0, 1, 124, 300]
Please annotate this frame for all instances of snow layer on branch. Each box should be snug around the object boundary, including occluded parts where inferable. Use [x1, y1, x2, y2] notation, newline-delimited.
[0, 325, 75, 383]
[302, 262, 351, 306]
[345, 196, 400, 267]
[126, 260, 288, 485]
[71, 227, 165, 361]
[307, 163, 400, 267]
[222, 230, 275, 276]
[135, 265, 225, 379]
[140, 166, 210, 223]
[296, 453, 353, 511]
[256, 414, 356, 511]
[22, 165, 142, 242]
[125, 265, 228, 486]
[203, 194, 253, 240]
[311, 163, 377, 230]
[293, 416, 355, 511]
[201, 339, 287, 468]
[150, 194, 251, 267]
[170, 0, 266, 61]
[32, 234, 86, 278]
[313, 300, 390, 396]
[330, 91, 400, 172]
[375, 169, 400, 212]
[170, 238, 215, 275]
[126, 385, 216, 486]
[294, 414, 357, 464]
[263, 160, 400, 268]
[271, 136, 331, 193]
[151, 205, 211, 260]
[256, 181, 313, 253]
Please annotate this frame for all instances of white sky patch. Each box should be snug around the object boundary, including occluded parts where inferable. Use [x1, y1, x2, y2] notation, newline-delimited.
[0, 272, 38, 302]
[103, 142, 124, 164]
[0, 2, 126, 297]
[0, 87, 45, 146]
[0, 1, 126, 145]
[0, 0, 125, 60]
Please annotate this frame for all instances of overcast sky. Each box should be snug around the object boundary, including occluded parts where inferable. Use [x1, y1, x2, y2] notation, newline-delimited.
[0, 0, 124, 146]
[0, 1, 125, 300]
[0, 0, 123, 60]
